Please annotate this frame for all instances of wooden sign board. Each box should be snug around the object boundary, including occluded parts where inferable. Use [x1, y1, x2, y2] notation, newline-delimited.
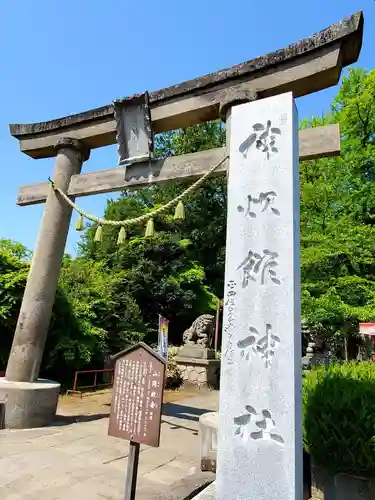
[108, 342, 166, 447]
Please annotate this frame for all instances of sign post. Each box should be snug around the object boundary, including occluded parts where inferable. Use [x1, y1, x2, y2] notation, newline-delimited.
[158, 315, 169, 360]
[108, 342, 166, 500]
[124, 442, 140, 500]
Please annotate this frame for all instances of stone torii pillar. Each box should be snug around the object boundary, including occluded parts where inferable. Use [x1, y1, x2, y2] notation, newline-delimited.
[0, 11, 363, 430]
[6, 139, 90, 383]
[0, 139, 89, 429]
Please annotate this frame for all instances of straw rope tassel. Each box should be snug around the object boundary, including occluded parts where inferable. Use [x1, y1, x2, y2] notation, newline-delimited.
[174, 200, 185, 221]
[47, 155, 229, 241]
[75, 214, 84, 231]
[145, 219, 155, 238]
[117, 226, 127, 245]
[94, 225, 103, 242]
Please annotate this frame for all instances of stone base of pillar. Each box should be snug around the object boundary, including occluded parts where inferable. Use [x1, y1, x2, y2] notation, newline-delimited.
[199, 411, 218, 473]
[174, 357, 220, 389]
[190, 481, 216, 499]
[0, 378, 60, 429]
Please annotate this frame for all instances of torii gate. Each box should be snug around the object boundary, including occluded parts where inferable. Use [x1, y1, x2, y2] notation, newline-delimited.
[0, 11, 363, 436]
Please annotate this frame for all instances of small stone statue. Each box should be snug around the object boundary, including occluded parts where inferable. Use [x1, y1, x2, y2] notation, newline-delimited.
[183, 314, 215, 348]
[301, 320, 338, 369]
[301, 321, 313, 370]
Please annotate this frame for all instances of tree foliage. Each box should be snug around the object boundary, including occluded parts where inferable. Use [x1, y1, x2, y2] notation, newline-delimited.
[0, 240, 29, 366]
[43, 257, 146, 383]
[78, 121, 225, 344]
[2, 68, 375, 382]
[300, 68, 375, 356]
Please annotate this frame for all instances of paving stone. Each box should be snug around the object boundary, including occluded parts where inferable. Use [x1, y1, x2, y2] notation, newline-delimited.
[0, 391, 218, 499]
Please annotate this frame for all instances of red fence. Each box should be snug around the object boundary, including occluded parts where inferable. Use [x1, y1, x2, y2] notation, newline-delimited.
[66, 368, 114, 397]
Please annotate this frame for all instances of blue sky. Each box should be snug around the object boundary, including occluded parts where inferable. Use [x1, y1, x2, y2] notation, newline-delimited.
[0, 0, 373, 255]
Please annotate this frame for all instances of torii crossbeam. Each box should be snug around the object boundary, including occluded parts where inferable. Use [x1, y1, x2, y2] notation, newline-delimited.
[0, 11, 363, 430]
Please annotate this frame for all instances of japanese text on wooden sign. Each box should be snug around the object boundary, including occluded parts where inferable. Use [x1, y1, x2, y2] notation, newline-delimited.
[108, 343, 166, 447]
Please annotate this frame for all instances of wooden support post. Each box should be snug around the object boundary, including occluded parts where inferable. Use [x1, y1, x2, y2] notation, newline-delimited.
[5, 138, 90, 383]
[73, 371, 78, 392]
[124, 441, 140, 500]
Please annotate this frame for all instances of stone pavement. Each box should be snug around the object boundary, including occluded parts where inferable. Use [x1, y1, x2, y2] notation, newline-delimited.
[0, 391, 218, 500]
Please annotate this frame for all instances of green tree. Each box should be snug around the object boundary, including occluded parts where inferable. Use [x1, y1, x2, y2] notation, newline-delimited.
[0, 239, 31, 261]
[4, 68, 375, 381]
[78, 121, 225, 343]
[42, 256, 146, 384]
[0, 240, 29, 367]
[300, 68, 375, 357]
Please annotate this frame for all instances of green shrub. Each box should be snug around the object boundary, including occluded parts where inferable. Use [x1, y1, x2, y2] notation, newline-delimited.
[303, 362, 375, 477]
[168, 345, 181, 360]
[165, 361, 183, 390]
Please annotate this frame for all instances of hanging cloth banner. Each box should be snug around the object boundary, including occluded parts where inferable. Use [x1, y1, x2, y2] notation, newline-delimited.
[158, 316, 169, 360]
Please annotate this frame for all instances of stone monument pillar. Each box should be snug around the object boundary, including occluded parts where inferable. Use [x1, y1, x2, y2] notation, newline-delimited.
[216, 93, 303, 500]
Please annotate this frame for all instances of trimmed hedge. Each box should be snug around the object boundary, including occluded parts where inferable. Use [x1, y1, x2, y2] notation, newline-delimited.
[303, 362, 375, 477]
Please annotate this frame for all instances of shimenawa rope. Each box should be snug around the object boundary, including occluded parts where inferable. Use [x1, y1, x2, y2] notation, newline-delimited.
[48, 154, 228, 240]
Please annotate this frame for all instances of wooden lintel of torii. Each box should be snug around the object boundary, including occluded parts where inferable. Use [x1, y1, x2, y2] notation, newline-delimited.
[10, 12, 362, 160]
[17, 124, 340, 206]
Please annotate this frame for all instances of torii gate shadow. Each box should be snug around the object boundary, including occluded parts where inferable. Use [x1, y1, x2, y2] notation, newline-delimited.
[161, 402, 213, 435]
[162, 402, 212, 422]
